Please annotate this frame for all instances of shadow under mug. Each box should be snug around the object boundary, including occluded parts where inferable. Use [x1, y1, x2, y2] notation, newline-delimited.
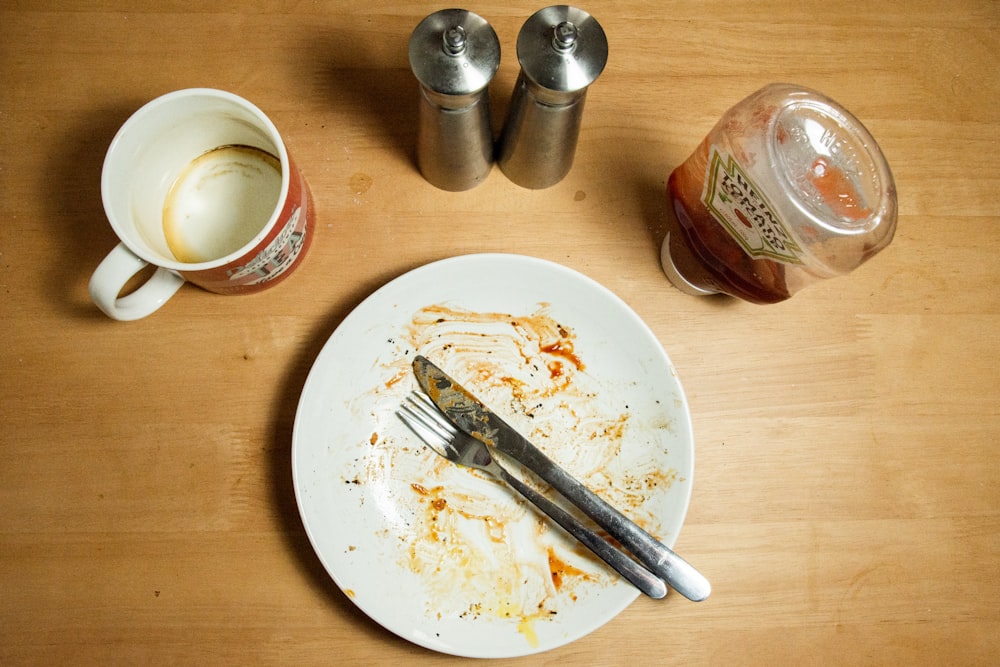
[89, 88, 314, 321]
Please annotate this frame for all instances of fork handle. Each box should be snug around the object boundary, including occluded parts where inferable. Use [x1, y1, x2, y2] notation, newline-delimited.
[496, 468, 668, 599]
[519, 452, 711, 602]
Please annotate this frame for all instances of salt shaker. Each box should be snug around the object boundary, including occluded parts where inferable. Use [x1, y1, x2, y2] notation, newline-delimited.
[497, 5, 608, 189]
[409, 9, 500, 191]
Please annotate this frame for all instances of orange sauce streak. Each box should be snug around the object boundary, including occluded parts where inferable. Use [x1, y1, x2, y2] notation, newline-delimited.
[540, 340, 584, 371]
[547, 547, 592, 590]
[384, 369, 408, 388]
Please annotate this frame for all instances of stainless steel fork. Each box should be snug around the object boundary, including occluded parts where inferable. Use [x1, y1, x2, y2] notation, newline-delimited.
[397, 391, 668, 599]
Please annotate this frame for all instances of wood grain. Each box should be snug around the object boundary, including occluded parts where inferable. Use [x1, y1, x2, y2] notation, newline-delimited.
[1, 1, 998, 664]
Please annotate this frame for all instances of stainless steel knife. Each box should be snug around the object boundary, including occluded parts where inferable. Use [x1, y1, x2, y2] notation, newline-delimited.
[412, 354, 711, 602]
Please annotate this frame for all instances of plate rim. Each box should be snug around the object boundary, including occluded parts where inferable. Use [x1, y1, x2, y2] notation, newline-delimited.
[291, 253, 695, 657]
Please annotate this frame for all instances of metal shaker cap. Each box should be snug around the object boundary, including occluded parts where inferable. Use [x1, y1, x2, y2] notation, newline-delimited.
[516, 5, 608, 94]
[409, 9, 500, 98]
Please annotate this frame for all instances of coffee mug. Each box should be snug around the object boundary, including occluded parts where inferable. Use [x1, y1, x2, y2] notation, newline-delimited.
[89, 88, 314, 320]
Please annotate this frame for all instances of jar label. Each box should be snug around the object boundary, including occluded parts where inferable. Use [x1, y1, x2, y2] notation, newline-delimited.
[702, 147, 804, 264]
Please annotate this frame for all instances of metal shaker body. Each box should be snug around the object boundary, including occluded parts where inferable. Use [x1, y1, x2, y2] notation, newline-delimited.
[498, 6, 608, 189]
[409, 9, 500, 191]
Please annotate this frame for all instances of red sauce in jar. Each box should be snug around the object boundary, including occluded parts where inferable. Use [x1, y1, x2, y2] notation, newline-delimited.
[667, 139, 791, 304]
[807, 157, 872, 221]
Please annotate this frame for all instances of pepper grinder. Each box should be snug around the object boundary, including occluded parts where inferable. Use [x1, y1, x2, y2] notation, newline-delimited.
[497, 6, 608, 189]
[409, 9, 500, 191]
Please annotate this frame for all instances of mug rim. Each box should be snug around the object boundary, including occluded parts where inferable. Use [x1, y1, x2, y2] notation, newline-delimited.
[101, 87, 292, 272]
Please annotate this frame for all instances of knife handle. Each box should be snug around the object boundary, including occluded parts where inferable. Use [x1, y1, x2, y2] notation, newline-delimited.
[527, 453, 711, 601]
[496, 468, 668, 599]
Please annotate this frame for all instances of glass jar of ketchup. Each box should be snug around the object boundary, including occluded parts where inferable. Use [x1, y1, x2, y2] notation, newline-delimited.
[660, 83, 897, 304]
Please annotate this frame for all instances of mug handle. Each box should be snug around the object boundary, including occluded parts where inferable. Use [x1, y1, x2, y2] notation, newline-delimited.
[89, 243, 185, 321]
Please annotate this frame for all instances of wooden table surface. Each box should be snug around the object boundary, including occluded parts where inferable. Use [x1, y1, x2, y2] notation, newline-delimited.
[2, 1, 998, 664]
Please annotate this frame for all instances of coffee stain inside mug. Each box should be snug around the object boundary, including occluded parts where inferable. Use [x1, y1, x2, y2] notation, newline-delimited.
[162, 144, 281, 263]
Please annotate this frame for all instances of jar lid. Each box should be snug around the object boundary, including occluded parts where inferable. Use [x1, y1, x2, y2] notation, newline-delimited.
[409, 9, 500, 96]
[516, 5, 608, 94]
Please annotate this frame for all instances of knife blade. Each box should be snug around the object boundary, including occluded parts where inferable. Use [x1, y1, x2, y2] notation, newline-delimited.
[412, 354, 711, 602]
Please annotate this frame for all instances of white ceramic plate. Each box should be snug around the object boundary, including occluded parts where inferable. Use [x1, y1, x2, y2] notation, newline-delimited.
[292, 254, 694, 658]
